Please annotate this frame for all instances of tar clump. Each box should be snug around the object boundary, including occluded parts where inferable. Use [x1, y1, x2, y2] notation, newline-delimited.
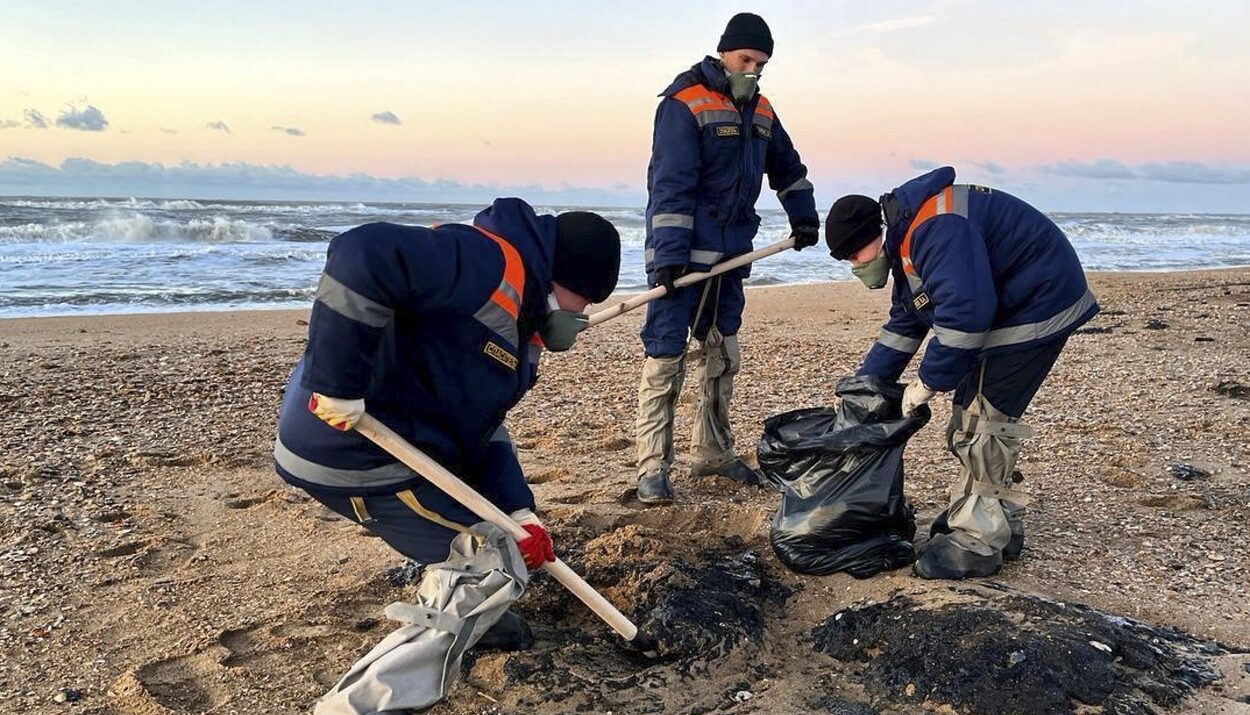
[811, 592, 1233, 715]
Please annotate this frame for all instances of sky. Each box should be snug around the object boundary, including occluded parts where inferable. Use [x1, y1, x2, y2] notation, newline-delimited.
[2, 0, 1249, 211]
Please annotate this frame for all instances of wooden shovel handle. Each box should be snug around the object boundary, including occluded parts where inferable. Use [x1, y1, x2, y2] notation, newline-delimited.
[354, 413, 640, 642]
[586, 236, 797, 328]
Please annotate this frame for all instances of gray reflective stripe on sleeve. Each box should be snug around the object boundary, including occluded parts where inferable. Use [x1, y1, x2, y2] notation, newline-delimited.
[495, 280, 520, 311]
[490, 424, 519, 458]
[983, 289, 1098, 350]
[315, 273, 393, 328]
[906, 272, 924, 293]
[752, 113, 773, 129]
[682, 96, 716, 109]
[651, 213, 694, 230]
[777, 177, 814, 200]
[473, 302, 519, 347]
[932, 324, 989, 350]
[274, 435, 412, 487]
[527, 343, 542, 365]
[951, 185, 969, 217]
[689, 249, 724, 265]
[693, 110, 741, 127]
[643, 247, 722, 266]
[877, 328, 923, 354]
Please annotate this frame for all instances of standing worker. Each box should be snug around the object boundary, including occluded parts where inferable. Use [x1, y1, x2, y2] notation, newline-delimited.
[635, 12, 820, 505]
[273, 198, 620, 711]
[823, 166, 1099, 579]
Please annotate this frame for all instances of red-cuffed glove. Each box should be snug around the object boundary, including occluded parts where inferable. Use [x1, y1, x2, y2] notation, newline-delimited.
[308, 393, 365, 431]
[517, 523, 556, 570]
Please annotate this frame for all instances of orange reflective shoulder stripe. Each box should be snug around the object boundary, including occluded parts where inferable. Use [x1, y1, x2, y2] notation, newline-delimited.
[473, 226, 525, 319]
[673, 85, 736, 115]
[755, 95, 775, 120]
[901, 195, 940, 276]
[900, 187, 959, 276]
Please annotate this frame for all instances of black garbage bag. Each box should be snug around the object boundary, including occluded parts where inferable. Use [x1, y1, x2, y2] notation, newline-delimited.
[757, 375, 930, 578]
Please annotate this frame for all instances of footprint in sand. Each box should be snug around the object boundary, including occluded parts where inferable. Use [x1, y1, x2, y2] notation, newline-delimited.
[526, 467, 570, 485]
[113, 652, 230, 715]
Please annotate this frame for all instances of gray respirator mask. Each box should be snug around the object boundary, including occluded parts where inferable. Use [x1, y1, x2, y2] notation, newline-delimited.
[851, 253, 890, 290]
[539, 292, 588, 352]
[850, 208, 891, 290]
[727, 71, 759, 104]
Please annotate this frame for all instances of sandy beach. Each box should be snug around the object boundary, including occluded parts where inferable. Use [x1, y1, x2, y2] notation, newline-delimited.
[2, 269, 1249, 714]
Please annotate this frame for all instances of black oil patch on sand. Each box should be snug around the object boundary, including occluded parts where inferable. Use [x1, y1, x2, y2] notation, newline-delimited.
[811, 590, 1238, 715]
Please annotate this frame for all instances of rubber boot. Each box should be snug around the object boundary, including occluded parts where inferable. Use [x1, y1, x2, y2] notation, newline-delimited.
[471, 610, 534, 652]
[931, 503, 1025, 562]
[690, 458, 763, 487]
[914, 532, 1004, 579]
[636, 471, 674, 505]
[689, 329, 742, 470]
[635, 355, 685, 483]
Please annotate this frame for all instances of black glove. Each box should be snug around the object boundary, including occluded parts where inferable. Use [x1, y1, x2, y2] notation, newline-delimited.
[653, 265, 685, 297]
[790, 217, 821, 251]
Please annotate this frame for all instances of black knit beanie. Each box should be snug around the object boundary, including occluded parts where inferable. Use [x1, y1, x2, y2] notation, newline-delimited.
[717, 13, 773, 56]
[825, 195, 883, 260]
[552, 212, 621, 304]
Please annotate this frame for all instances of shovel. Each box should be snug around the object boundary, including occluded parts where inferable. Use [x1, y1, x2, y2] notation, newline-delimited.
[354, 413, 659, 656]
[586, 236, 796, 328]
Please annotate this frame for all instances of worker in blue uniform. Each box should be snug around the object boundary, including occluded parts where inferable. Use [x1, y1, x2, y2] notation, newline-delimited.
[824, 166, 1099, 578]
[636, 12, 820, 505]
[275, 198, 620, 643]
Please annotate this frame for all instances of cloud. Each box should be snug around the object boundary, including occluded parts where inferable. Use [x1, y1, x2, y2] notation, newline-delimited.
[973, 160, 1006, 175]
[1137, 161, 1250, 185]
[859, 16, 935, 33]
[24, 109, 49, 129]
[205, 121, 231, 133]
[271, 125, 305, 137]
[1043, 159, 1250, 185]
[370, 111, 402, 125]
[1043, 159, 1135, 180]
[0, 156, 646, 206]
[0, 119, 19, 129]
[56, 105, 109, 131]
[909, 158, 939, 171]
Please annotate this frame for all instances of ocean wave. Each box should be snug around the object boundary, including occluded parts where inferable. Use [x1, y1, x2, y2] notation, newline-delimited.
[0, 212, 280, 244]
[0, 197, 208, 211]
[0, 286, 316, 312]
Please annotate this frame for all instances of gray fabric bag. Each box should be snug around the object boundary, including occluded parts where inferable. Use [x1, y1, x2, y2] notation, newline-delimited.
[314, 522, 529, 714]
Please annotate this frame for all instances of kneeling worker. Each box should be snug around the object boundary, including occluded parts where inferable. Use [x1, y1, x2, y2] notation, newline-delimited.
[273, 198, 620, 707]
[824, 166, 1099, 579]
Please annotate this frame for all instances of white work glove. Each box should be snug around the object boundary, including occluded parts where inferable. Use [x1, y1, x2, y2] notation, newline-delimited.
[901, 381, 937, 416]
[307, 393, 365, 431]
[509, 508, 543, 527]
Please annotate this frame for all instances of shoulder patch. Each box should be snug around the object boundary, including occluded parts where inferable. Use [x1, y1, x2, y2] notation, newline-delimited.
[970, 184, 992, 193]
[753, 125, 772, 140]
[912, 291, 932, 310]
[483, 341, 518, 371]
[715, 125, 740, 137]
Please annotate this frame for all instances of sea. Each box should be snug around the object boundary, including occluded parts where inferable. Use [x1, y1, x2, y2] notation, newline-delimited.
[2, 196, 1249, 319]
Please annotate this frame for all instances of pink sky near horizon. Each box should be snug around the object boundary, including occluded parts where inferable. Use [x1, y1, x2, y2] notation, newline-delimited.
[3, 1, 1249, 191]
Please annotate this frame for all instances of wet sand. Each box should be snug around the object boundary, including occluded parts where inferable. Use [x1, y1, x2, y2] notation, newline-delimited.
[2, 268, 1248, 714]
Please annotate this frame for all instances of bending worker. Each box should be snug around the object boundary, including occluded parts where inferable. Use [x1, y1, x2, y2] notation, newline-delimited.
[272, 199, 620, 707]
[823, 166, 1099, 579]
[636, 12, 820, 505]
